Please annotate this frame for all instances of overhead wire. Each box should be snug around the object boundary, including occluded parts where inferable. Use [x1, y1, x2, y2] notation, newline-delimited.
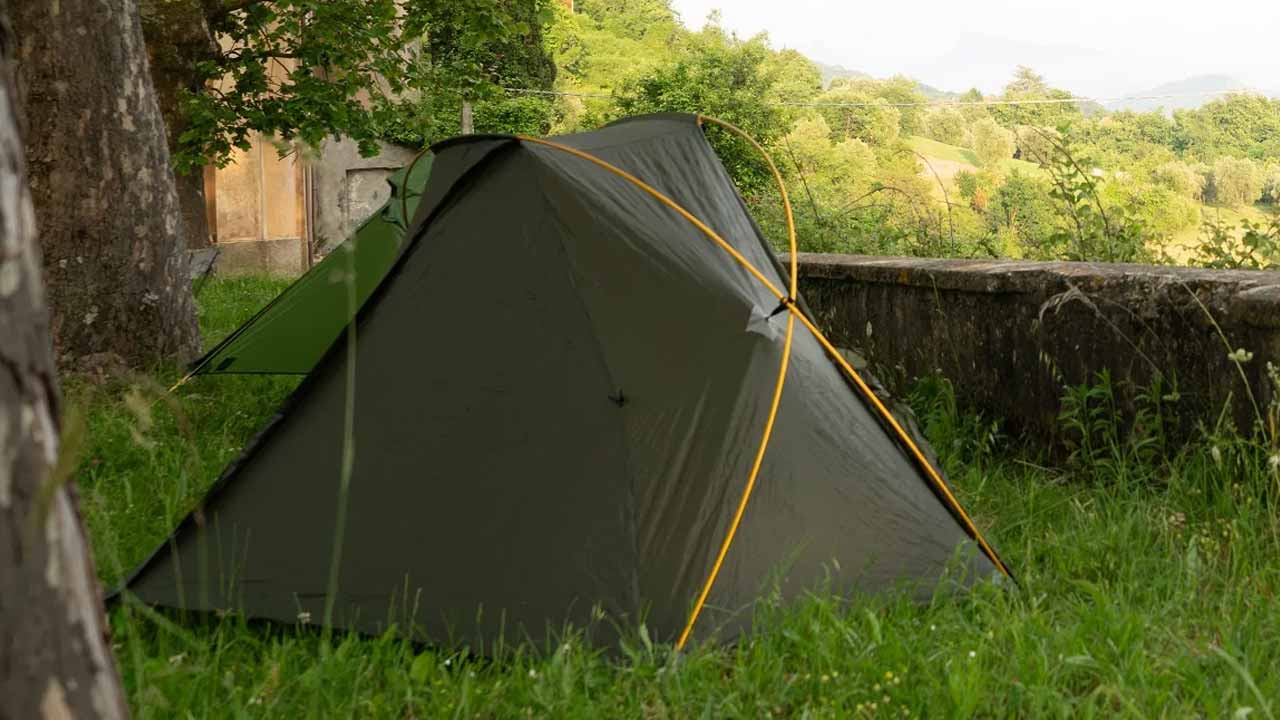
[504, 86, 1261, 108]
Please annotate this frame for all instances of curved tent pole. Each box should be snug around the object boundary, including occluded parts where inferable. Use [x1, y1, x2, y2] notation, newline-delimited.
[518, 122, 1012, 651]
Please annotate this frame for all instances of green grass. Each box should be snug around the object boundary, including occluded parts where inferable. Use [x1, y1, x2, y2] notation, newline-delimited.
[908, 136, 1042, 177]
[1166, 202, 1280, 261]
[74, 278, 1280, 718]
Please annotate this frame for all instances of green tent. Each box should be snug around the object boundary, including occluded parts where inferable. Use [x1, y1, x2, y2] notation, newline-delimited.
[190, 150, 433, 376]
[123, 114, 1009, 649]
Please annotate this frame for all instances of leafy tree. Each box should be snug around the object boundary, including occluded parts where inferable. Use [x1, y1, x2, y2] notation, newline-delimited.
[815, 86, 901, 147]
[774, 114, 878, 251]
[1013, 125, 1059, 165]
[956, 87, 989, 123]
[613, 23, 789, 192]
[1038, 136, 1151, 262]
[827, 76, 928, 136]
[1259, 162, 1280, 205]
[985, 171, 1059, 257]
[989, 66, 1082, 129]
[1173, 93, 1280, 161]
[971, 118, 1015, 170]
[1074, 111, 1177, 167]
[141, 0, 557, 245]
[923, 107, 968, 146]
[1102, 178, 1199, 240]
[1151, 160, 1205, 199]
[761, 48, 824, 107]
[1208, 157, 1262, 207]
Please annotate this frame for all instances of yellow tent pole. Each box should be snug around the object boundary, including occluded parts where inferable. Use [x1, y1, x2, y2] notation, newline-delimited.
[696, 115, 798, 300]
[516, 128, 1011, 650]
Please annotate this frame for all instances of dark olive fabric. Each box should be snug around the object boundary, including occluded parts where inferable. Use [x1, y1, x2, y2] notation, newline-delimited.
[124, 114, 1000, 648]
[192, 153, 434, 376]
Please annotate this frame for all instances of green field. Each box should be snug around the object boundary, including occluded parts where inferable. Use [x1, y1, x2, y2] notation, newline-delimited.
[79, 279, 1280, 718]
[1165, 202, 1279, 262]
[908, 136, 1042, 179]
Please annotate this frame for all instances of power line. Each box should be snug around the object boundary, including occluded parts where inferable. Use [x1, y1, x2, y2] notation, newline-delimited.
[503, 86, 1262, 108]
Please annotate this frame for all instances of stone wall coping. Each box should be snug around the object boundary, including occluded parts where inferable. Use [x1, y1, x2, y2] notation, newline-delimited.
[791, 253, 1279, 291]
[789, 253, 1280, 329]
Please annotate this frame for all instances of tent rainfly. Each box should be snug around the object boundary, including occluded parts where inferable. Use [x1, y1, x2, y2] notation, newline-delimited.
[119, 113, 1011, 650]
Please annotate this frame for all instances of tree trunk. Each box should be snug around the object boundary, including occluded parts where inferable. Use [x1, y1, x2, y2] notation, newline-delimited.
[140, 0, 219, 249]
[14, 0, 201, 369]
[0, 13, 129, 718]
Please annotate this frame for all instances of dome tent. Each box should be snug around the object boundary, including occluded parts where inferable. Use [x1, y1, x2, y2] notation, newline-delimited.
[119, 113, 1010, 649]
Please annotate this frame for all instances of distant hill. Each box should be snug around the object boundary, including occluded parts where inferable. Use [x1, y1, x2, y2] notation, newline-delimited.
[814, 62, 963, 103]
[815, 62, 870, 88]
[916, 83, 963, 102]
[1106, 75, 1263, 113]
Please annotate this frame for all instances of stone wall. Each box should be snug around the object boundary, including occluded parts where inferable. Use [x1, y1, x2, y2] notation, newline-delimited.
[310, 137, 420, 256]
[793, 253, 1280, 446]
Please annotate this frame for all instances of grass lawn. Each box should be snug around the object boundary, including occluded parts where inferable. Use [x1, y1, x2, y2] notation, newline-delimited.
[908, 136, 1042, 179]
[74, 278, 1280, 718]
[1164, 202, 1280, 263]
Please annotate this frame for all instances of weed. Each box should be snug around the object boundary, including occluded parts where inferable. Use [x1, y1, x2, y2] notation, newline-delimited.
[73, 277, 1280, 718]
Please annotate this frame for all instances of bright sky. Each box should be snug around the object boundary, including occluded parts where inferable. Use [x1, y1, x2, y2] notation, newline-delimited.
[669, 0, 1280, 98]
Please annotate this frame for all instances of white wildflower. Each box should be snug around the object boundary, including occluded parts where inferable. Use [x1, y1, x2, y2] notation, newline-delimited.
[1227, 348, 1254, 364]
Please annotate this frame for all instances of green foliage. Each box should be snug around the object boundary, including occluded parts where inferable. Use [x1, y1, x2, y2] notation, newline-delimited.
[1191, 216, 1280, 270]
[1012, 125, 1058, 166]
[1076, 111, 1177, 165]
[1036, 134, 1152, 262]
[613, 23, 789, 192]
[760, 48, 823, 106]
[1102, 179, 1200, 240]
[1058, 371, 1178, 481]
[971, 118, 1015, 170]
[983, 170, 1059, 256]
[1262, 163, 1280, 205]
[825, 75, 928, 136]
[1209, 156, 1264, 207]
[1174, 93, 1280, 162]
[988, 66, 1082, 129]
[1152, 160, 1205, 199]
[176, 0, 557, 171]
[814, 87, 901, 147]
[80, 281, 1280, 718]
[922, 107, 968, 147]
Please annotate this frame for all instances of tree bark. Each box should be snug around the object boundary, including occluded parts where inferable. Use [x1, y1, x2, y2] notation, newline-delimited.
[0, 10, 129, 718]
[140, 0, 219, 249]
[14, 0, 201, 369]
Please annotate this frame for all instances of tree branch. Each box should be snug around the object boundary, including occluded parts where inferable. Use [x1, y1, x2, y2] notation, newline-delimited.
[205, 0, 273, 21]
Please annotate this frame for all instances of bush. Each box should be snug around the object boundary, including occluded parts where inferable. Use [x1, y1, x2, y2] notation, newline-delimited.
[923, 107, 968, 146]
[1151, 160, 1204, 199]
[1209, 156, 1262, 207]
[815, 87, 901, 147]
[1012, 125, 1058, 166]
[971, 118, 1015, 170]
[1261, 162, 1280, 205]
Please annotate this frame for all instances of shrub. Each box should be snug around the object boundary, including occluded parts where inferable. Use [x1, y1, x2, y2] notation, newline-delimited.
[1151, 160, 1204, 199]
[1013, 125, 1058, 166]
[923, 107, 968, 146]
[1209, 156, 1262, 207]
[971, 118, 1015, 170]
[1261, 162, 1280, 205]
